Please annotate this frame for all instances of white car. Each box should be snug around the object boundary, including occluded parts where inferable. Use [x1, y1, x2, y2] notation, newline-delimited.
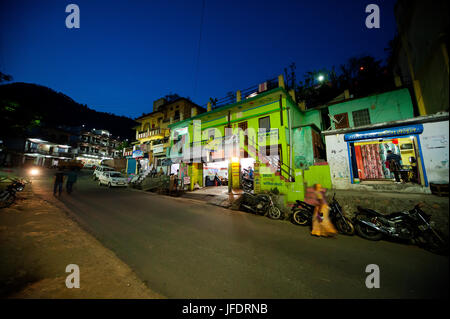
[93, 165, 114, 180]
[98, 171, 128, 187]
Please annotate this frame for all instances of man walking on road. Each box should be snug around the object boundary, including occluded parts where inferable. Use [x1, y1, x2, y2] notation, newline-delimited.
[65, 168, 78, 194]
[53, 168, 65, 196]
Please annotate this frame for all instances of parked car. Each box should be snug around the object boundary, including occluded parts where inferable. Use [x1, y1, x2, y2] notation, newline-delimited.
[83, 163, 96, 170]
[98, 171, 128, 188]
[93, 165, 115, 180]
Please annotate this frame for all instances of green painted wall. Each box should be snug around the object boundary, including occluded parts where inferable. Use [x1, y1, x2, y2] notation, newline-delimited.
[303, 165, 332, 189]
[292, 126, 314, 169]
[328, 88, 415, 129]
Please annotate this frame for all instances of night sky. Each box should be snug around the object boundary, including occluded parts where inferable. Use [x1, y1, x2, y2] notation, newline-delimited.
[0, 0, 397, 119]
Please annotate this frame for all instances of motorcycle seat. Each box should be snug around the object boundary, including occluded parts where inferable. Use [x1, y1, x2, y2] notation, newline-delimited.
[296, 200, 315, 209]
[357, 206, 382, 216]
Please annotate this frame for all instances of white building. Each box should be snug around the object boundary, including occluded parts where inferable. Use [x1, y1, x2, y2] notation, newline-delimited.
[322, 113, 449, 194]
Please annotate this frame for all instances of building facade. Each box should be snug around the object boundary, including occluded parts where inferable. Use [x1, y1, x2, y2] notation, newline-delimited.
[126, 97, 205, 176]
[167, 76, 332, 204]
[322, 87, 449, 193]
[394, 0, 449, 115]
[72, 129, 122, 166]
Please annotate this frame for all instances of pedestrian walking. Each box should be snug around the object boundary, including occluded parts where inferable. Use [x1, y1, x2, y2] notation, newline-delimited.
[53, 168, 65, 196]
[311, 184, 337, 237]
[173, 169, 179, 191]
[386, 150, 402, 183]
[65, 167, 78, 194]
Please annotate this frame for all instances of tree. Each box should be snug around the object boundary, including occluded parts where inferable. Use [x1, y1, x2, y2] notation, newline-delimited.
[0, 72, 12, 83]
[164, 93, 181, 102]
[291, 54, 395, 109]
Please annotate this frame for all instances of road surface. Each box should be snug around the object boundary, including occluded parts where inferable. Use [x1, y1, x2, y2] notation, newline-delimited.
[31, 169, 449, 298]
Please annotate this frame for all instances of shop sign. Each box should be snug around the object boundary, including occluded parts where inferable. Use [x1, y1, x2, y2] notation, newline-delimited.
[254, 161, 261, 193]
[132, 150, 143, 158]
[174, 127, 188, 136]
[344, 124, 423, 142]
[153, 144, 164, 154]
[231, 162, 240, 189]
[183, 176, 191, 185]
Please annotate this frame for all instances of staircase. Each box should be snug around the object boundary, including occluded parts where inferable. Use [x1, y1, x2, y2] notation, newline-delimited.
[244, 140, 295, 182]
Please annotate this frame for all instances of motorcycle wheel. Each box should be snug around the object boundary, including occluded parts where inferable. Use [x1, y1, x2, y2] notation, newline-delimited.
[0, 195, 15, 209]
[292, 209, 310, 226]
[421, 229, 449, 255]
[335, 217, 355, 235]
[268, 206, 282, 220]
[354, 215, 383, 241]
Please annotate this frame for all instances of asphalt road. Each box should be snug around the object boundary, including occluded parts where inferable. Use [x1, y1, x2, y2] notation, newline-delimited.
[31, 169, 449, 298]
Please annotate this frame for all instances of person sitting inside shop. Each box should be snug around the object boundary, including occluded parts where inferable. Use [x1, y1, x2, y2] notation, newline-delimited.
[386, 150, 403, 183]
[214, 173, 222, 186]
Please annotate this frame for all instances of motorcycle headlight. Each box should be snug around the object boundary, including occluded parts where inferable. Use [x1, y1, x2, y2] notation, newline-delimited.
[29, 168, 40, 176]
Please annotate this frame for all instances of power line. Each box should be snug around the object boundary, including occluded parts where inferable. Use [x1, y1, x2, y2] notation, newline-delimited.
[193, 0, 206, 101]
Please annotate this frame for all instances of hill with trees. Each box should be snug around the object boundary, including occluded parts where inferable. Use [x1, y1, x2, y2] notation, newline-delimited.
[0, 82, 138, 140]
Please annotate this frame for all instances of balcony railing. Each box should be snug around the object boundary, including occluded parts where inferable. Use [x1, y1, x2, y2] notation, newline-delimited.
[25, 149, 73, 158]
[203, 76, 279, 110]
[137, 128, 169, 139]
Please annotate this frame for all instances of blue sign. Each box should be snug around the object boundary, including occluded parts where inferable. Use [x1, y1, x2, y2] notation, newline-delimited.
[344, 124, 423, 142]
[132, 149, 143, 158]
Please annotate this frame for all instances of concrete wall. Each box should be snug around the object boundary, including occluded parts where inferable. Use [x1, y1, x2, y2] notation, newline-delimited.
[420, 120, 449, 184]
[324, 134, 351, 189]
[328, 89, 415, 129]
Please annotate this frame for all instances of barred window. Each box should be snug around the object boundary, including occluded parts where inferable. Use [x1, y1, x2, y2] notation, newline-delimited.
[352, 109, 371, 127]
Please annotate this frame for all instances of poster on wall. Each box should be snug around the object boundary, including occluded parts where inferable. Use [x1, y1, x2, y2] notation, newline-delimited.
[422, 135, 448, 149]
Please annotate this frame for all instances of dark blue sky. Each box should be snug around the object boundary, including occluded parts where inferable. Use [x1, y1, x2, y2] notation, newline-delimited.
[1, 0, 397, 119]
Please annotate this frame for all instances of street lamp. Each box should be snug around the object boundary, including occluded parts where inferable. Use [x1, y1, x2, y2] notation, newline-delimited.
[317, 75, 325, 82]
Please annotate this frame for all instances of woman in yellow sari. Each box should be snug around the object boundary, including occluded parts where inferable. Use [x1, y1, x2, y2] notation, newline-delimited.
[311, 184, 337, 237]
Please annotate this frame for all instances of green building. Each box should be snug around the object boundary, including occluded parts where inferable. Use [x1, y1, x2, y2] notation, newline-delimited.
[167, 76, 332, 205]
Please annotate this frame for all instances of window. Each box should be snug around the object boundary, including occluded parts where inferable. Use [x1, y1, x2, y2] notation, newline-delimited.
[352, 109, 371, 127]
[333, 113, 349, 129]
[259, 116, 271, 132]
[174, 110, 180, 120]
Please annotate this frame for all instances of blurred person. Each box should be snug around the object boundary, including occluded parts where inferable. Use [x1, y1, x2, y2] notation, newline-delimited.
[386, 150, 402, 183]
[53, 168, 65, 196]
[65, 167, 78, 194]
[311, 184, 337, 237]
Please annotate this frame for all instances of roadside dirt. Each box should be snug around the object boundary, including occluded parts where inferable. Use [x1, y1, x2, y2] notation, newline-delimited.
[0, 185, 165, 298]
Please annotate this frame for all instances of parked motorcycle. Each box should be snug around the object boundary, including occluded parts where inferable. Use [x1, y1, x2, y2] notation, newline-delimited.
[0, 179, 27, 209]
[241, 168, 254, 193]
[353, 203, 448, 254]
[291, 193, 355, 235]
[240, 192, 283, 220]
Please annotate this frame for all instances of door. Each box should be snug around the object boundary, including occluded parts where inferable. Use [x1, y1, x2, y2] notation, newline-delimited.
[238, 121, 248, 158]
